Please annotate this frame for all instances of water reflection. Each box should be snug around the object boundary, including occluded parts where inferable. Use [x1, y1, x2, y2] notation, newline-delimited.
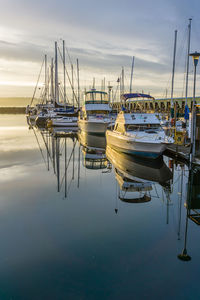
[29, 124, 200, 264]
[178, 166, 200, 261]
[31, 125, 79, 197]
[3, 115, 200, 298]
[78, 131, 108, 170]
[106, 145, 172, 204]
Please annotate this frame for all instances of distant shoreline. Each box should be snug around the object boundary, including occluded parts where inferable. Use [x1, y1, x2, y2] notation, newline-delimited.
[0, 107, 26, 114]
[0, 97, 32, 108]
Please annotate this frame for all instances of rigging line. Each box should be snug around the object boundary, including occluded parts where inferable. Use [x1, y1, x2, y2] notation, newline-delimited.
[60, 138, 65, 153]
[181, 49, 188, 98]
[41, 67, 52, 103]
[64, 44, 78, 83]
[57, 46, 78, 106]
[60, 140, 77, 188]
[62, 167, 75, 198]
[32, 127, 47, 167]
[40, 132, 54, 165]
[161, 27, 187, 98]
[30, 57, 45, 106]
[58, 45, 78, 105]
[192, 19, 200, 41]
[39, 86, 45, 103]
[59, 84, 70, 104]
[113, 84, 119, 102]
[175, 27, 188, 73]
[66, 176, 74, 195]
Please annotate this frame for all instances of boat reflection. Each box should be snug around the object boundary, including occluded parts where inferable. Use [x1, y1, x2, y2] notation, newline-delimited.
[78, 131, 108, 170]
[106, 145, 173, 203]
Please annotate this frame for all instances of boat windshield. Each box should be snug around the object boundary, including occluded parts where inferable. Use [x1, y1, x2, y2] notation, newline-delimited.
[126, 124, 161, 132]
[87, 110, 109, 116]
[85, 91, 108, 104]
[84, 159, 107, 169]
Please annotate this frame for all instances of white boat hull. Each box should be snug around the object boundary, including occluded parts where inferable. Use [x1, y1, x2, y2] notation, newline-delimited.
[106, 130, 166, 159]
[78, 119, 110, 135]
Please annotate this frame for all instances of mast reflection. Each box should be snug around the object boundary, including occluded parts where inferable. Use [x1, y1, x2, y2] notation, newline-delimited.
[178, 166, 200, 261]
[31, 126, 78, 197]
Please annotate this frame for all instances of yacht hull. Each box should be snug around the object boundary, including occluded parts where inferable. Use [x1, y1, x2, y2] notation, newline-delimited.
[78, 119, 109, 135]
[106, 130, 166, 159]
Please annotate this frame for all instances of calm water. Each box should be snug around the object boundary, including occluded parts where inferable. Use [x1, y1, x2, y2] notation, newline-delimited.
[0, 115, 200, 300]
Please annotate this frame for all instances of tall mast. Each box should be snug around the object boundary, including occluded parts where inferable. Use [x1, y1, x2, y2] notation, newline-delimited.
[55, 41, 59, 103]
[56, 137, 60, 192]
[129, 56, 135, 93]
[71, 64, 74, 106]
[170, 30, 178, 118]
[51, 58, 54, 104]
[185, 18, 192, 106]
[77, 58, 80, 109]
[121, 67, 124, 95]
[63, 40, 66, 105]
[44, 54, 47, 103]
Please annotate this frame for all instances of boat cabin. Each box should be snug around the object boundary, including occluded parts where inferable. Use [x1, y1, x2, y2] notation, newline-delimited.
[84, 90, 109, 104]
[114, 112, 162, 134]
[80, 90, 111, 119]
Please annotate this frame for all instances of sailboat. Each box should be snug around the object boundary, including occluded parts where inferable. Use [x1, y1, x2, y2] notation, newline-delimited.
[47, 41, 79, 129]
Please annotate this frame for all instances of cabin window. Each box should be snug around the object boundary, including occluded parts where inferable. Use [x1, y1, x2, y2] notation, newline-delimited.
[85, 92, 109, 104]
[125, 124, 161, 132]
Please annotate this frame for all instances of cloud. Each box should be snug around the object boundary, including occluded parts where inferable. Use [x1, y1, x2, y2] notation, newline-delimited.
[0, 0, 200, 96]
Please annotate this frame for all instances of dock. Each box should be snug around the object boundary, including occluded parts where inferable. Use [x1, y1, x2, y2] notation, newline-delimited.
[165, 143, 191, 162]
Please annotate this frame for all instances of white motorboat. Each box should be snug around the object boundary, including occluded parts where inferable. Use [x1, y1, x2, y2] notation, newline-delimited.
[106, 111, 174, 159]
[47, 116, 78, 131]
[78, 90, 113, 135]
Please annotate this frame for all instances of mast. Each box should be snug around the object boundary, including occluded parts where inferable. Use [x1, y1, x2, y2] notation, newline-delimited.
[63, 40, 66, 105]
[77, 144, 81, 188]
[185, 18, 192, 106]
[121, 67, 124, 95]
[93, 77, 95, 89]
[55, 41, 59, 103]
[56, 137, 60, 192]
[47, 66, 50, 101]
[71, 64, 74, 106]
[51, 58, 54, 104]
[77, 58, 80, 109]
[44, 131, 49, 171]
[44, 54, 47, 103]
[129, 56, 135, 93]
[103, 77, 105, 92]
[64, 137, 67, 198]
[170, 30, 178, 119]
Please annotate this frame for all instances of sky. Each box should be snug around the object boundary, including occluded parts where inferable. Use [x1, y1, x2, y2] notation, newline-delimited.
[0, 0, 200, 99]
